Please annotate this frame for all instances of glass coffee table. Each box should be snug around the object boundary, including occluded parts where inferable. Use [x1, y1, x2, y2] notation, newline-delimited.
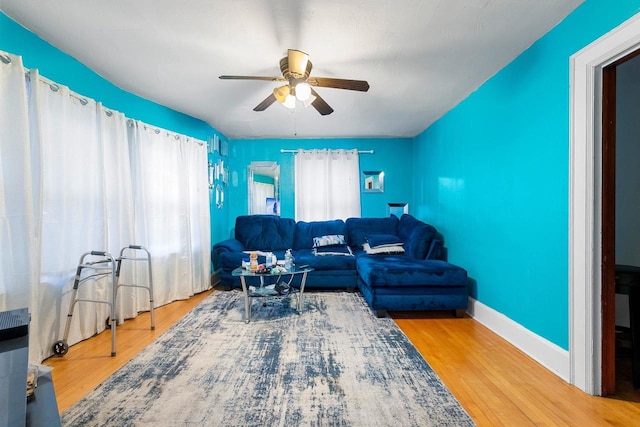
[231, 266, 314, 323]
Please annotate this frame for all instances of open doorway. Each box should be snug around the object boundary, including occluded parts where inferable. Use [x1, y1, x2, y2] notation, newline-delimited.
[601, 51, 640, 396]
[569, 13, 640, 396]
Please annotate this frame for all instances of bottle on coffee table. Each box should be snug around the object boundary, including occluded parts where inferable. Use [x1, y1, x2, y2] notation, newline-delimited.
[284, 249, 293, 270]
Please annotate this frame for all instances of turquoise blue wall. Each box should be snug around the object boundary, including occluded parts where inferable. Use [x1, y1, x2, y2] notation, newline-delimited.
[0, 12, 230, 247]
[226, 138, 413, 235]
[414, 0, 640, 350]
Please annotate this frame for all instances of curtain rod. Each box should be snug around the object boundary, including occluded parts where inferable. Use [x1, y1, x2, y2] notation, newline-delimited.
[280, 149, 374, 154]
[1, 51, 204, 147]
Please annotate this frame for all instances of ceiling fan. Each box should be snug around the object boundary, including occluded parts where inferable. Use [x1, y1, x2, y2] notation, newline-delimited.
[219, 49, 369, 115]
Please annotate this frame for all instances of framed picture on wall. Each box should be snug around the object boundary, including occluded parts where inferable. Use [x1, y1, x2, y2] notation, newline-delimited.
[208, 134, 220, 154]
[220, 139, 228, 157]
[362, 171, 384, 193]
[223, 166, 229, 186]
[388, 203, 409, 218]
[217, 159, 224, 181]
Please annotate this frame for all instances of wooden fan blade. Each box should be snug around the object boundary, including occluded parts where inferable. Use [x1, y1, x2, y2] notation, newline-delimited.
[219, 75, 286, 82]
[253, 93, 277, 111]
[307, 77, 370, 92]
[310, 89, 334, 115]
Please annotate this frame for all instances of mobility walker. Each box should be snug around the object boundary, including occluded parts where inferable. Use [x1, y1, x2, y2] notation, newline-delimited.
[52, 245, 154, 357]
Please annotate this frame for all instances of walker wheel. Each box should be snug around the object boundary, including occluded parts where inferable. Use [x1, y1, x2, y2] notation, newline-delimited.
[52, 340, 69, 357]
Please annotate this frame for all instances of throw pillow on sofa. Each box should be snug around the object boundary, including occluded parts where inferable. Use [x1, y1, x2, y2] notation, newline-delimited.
[313, 234, 346, 247]
[363, 234, 405, 255]
[362, 242, 405, 255]
[366, 234, 403, 249]
[312, 234, 353, 256]
[314, 245, 353, 256]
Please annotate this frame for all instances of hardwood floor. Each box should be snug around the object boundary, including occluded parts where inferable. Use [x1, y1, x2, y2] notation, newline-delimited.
[45, 291, 640, 425]
[43, 289, 214, 413]
[392, 311, 640, 426]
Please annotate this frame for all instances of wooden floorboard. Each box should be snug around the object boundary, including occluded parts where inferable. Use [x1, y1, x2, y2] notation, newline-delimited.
[44, 290, 640, 425]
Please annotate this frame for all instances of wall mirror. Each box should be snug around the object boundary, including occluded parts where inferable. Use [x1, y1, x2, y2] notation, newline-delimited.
[215, 184, 224, 209]
[388, 203, 408, 218]
[208, 161, 215, 188]
[363, 170, 384, 193]
[248, 161, 280, 215]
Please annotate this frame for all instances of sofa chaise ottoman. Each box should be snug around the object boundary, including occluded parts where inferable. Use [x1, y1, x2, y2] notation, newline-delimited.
[344, 215, 468, 317]
[356, 257, 468, 317]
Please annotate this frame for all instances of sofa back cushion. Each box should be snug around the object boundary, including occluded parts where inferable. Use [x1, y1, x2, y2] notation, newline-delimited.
[397, 214, 437, 259]
[345, 216, 399, 249]
[234, 215, 296, 251]
[293, 219, 346, 250]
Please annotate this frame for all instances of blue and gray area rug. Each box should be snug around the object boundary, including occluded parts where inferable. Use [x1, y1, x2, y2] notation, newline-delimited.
[62, 290, 475, 426]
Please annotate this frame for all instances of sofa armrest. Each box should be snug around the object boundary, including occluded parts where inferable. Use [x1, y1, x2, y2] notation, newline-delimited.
[213, 238, 245, 254]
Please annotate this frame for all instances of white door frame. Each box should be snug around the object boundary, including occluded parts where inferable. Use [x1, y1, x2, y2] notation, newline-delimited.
[569, 12, 640, 395]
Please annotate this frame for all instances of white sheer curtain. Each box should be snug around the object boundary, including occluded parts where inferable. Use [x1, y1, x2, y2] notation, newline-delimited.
[294, 149, 361, 221]
[0, 53, 41, 361]
[129, 122, 210, 305]
[182, 138, 211, 295]
[29, 71, 135, 361]
[0, 50, 211, 362]
[99, 106, 137, 323]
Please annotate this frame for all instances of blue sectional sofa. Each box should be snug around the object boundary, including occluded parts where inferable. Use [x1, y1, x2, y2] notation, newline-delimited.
[212, 214, 469, 317]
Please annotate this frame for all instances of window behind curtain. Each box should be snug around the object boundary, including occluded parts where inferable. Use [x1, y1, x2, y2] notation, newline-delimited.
[294, 149, 361, 221]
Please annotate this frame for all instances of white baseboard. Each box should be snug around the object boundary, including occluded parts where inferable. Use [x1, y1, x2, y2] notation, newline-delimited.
[467, 297, 570, 382]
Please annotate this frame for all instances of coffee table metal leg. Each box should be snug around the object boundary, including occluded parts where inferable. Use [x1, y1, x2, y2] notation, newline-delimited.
[297, 271, 308, 312]
[240, 276, 250, 323]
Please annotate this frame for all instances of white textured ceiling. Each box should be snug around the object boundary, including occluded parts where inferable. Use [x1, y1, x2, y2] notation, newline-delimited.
[1, 0, 583, 139]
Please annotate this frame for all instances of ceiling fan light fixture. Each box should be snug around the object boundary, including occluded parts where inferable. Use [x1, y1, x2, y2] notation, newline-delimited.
[273, 85, 290, 104]
[295, 82, 312, 101]
[282, 94, 296, 109]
